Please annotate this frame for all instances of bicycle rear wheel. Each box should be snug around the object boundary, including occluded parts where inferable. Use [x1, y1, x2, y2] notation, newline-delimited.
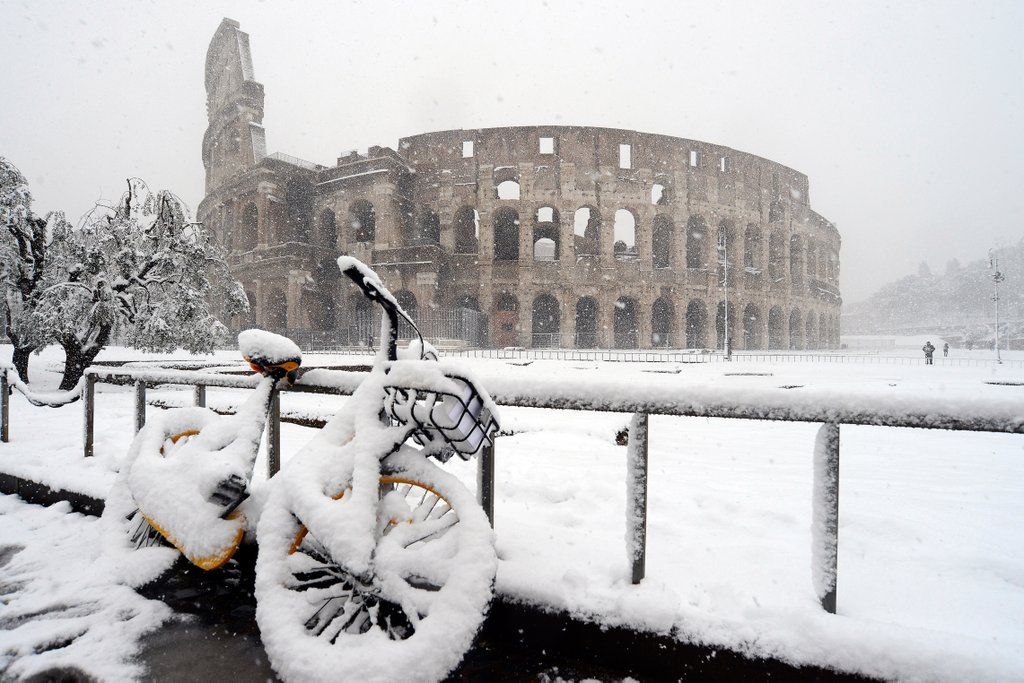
[255, 451, 496, 682]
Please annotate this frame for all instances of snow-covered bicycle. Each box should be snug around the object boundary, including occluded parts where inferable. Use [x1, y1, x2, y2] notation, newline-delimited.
[105, 256, 500, 682]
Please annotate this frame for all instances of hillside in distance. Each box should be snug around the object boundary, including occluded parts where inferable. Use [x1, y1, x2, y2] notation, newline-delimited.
[843, 241, 1024, 346]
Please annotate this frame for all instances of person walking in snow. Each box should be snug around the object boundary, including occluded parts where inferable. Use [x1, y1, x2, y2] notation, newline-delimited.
[943, 342, 949, 357]
[923, 341, 935, 365]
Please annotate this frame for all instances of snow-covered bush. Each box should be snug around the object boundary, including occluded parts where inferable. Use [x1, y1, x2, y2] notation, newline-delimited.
[34, 178, 248, 389]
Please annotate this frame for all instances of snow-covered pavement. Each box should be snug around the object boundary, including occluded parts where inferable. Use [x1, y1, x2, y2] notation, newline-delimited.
[1, 346, 1022, 680]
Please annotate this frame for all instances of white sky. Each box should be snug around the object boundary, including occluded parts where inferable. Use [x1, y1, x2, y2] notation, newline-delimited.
[1, 0, 1022, 302]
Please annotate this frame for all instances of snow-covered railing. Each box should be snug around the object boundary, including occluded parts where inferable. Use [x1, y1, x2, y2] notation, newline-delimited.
[7, 363, 1020, 618]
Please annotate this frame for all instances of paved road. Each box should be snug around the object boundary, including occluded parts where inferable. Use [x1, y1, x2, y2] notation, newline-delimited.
[137, 546, 871, 682]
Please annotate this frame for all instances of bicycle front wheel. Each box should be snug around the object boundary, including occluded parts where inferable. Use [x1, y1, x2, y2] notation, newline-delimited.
[255, 451, 496, 682]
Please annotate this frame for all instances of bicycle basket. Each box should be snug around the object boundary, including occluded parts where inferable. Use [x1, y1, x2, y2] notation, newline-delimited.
[383, 373, 498, 460]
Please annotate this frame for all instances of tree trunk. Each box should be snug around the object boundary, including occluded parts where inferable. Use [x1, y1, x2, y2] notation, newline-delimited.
[58, 328, 110, 390]
[11, 345, 33, 383]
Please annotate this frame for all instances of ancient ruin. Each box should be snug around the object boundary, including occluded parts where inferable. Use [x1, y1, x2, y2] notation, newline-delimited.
[198, 18, 841, 350]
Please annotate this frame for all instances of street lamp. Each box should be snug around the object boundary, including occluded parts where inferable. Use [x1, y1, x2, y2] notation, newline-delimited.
[990, 250, 1005, 364]
[718, 229, 732, 360]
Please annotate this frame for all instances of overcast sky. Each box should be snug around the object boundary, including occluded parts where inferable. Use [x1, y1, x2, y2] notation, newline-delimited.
[1, 0, 1021, 302]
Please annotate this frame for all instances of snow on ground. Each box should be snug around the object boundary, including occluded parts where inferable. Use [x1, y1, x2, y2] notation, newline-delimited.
[0, 495, 173, 680]
[1, 344, 1023, 680]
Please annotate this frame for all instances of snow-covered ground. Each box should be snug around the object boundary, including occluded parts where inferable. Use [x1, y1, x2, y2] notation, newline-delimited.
[1, 344, 1022, 681]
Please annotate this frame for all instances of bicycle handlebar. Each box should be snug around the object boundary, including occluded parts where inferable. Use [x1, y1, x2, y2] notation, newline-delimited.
[339, 261, 425, 362]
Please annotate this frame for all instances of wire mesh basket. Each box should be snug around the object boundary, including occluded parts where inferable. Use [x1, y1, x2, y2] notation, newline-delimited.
[383, 374, 498, 461]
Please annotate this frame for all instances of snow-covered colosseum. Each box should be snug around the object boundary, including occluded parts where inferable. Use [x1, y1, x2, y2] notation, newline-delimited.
[198, 19, 841, 350]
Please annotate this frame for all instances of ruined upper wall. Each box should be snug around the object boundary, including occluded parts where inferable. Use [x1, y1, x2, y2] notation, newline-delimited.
[398, 125, 813, 208]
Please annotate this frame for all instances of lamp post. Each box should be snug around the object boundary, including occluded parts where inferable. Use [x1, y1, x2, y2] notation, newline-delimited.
[990, 250, 1004, 364]
[718, 229, 732, 360]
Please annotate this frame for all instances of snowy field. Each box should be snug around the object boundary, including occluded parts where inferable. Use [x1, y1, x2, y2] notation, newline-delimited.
[1, 345, 1022, 681]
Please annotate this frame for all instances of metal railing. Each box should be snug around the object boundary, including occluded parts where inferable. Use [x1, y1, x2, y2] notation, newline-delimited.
[30, 362, 1015, 620]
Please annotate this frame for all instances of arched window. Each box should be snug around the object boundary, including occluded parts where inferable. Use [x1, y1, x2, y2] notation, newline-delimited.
[743, 304, 763, 350]
[575, 297, 598, 348]
[769, 200, 784, 223]
[806, 240, 818, 281]
[418, 209, 440, 244]
[716, 222, 735, 282]
[350, 200, 375, 243]
[533, 206, 560, 261]
[789, 310, 803, 350]
[805, 311, 818, 348]
[767, 306, 785, 349]
[613, 297, 639, 348]
[531, 294, 560, 347]
[265, 287, 287, 331]
[494, 167, 521, 200]
[573, 207, 600, 256]
[453, 207, 479, 254]
[286, 179, 314, 243]
[651, 176, 672, 205]
[686, 300, 708, 348]
[493, 207, 520, 261]
[240, 202, 259, 248]
[613, 209, 637, 259]
[302, 291, 336, 331]
[686, 216, 707, 269]
[744, 224, 761, 271]
[652, 298, 674, 347]
[652, 215, 674, 269]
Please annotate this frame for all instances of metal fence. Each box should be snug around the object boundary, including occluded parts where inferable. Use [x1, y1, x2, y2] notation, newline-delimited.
[3, 363, 999, 620]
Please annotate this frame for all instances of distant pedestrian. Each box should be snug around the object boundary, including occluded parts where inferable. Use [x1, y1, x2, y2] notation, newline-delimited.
[943, 342, 949, 358]
[923, 341, 935, 365]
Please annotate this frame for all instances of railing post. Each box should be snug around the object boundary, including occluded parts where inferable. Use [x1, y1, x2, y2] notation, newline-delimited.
[134, 380, 147, 433]
[83, 374, 95, 457]
[193, 384, 206, 407]
[626, 412, 649, 584]
[812, 421, 841, 613]
[477, 440, 495, 527]
[267, 390, 281, 477]
[1, 369, 9, 443]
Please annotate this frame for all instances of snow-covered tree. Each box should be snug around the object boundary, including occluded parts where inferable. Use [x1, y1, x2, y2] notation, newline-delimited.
[0, 157, 59, 382]
[35, 179, 248, 389]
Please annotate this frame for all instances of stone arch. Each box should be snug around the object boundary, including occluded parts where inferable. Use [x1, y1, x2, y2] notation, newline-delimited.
[286, 179, 314, 243]
[493, 292, 520, 348]
[318, 209, 337, 249]
[685, 300, 708, 348]
[493, 207, 520, 261]
[716, 221, 736, 279]
[744, 224, 761, 271]
[239, 202, 259, 248]
[302, 291, 336, 331]
[789, 309, 803, 350]
[575, 296, 598, 348]
[613, 209, 637, 259]
[453, 206, 479, 253]
[806, 239, 818, 281]
[395, 290, 418, 321]
[805, 310, 818, 348]
[790, 234, 804, 286]
[820, 315, 829, 350]
[652, 215, 674, 269]
[716, 301, 737, 351]
[768, 230, 785, 282]
[573, 206, 600, 256]
[418, 208, 441, 244]
[767, 305, 785, 349]
[494, 167, 521, 200]
[651, 175, 672, 205]
[743, 303, 763, 350]
[769, 200, 784, 223]
[651, 297, 674, 347]
[349, 200, 375, 243]
[531, 293, 560, 347]
[265, 287, 287, 330]
[614, 297, 639, 349]
[533, 206, 560, 261]
[455, 295, 480, 311]
[686, 216, 707, 269]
